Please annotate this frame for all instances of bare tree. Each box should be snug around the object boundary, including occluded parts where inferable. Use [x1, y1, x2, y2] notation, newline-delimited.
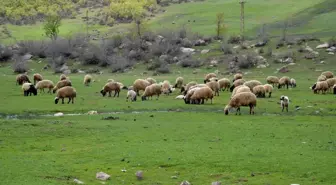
[215, 13, 226, 39]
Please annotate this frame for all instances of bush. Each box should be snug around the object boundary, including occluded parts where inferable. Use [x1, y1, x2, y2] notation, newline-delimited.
[80, 44, 104, 65]
[142, 31, 156, 42]
[238, 54, 257, 69]
[328, 37, 336, 47]
[221, 43, 233, 55]
[179, 57, 202, 68]
[147, 59, 161, 70]
[12, 55, 29, 73]
[227, 35, 241, 44]
[156, 65, 170, 74]
[0, 45, 13, 62]
[266, 47, 272, 57]
[49, 56, 66, 73]
[17, 40, 48, 58]
[108, 55, 135, 73]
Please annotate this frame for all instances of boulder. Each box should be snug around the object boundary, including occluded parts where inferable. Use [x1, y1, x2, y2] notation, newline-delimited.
[257, 64, 267, 68]
[212, 182, 222, 185]
[96, 172, 110, 181]
[73, 179, 84, 184]
[278, 66, 289, 73]
[180, 181, 191, 185]
[328, 52, 335, 55]
[135, 171, 143, 180]
[180, 47, 195, 54]
[194, 39, 206, 46]
[201, 49, 210, 54]
[316, 43, 329, 49]
[210, 60, 218, 65]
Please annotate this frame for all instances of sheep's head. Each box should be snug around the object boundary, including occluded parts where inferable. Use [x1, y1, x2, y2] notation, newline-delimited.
[29, 85, 37, 96]
[224, 105, 230, 115]
[100, 90, 106, 97]
[52, 89, 57, 94]
[180, 86, 185, 93]
[311, 83, 317, 90]
[278, 84, 281, 89]
[122, 86, 128, 90]
[54, 97, 59, 104]
[203, 79, 208, 84]
[229, 85, 235, 92]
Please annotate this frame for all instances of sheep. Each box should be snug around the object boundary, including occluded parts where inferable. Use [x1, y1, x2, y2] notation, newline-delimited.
[33, 73, 43, 85]
[22, 83, 37, 96]
[190, 86, 214, 104]
[54, 86, 76, 104]
[224, 92, 257, 115]
[321, 71, 334, 79]
[206, 81, 220, 96]
[263, 84, 273, 98]
[126, 90, 137, 102]
[141, 84, 162, 101]
[16, 74, 30, 85]
[107, 79, 115, 82]
[35, 80, 54, 93]
[266, 76, 279, 87]
[100, 82, 121, 97]
[181, 81, 197, 94]
[280, 95, 289, 112]
[311, 81, 329, 94]
[233, 73, 243, 82]
[229, 79, 245, 92]
[83, 74, 92, 86]
[183, 87, 200, 104]
[174, 77, 184, 88]
[116, 82, 128, 90]
[146, 77, 157, 85]
[278, 76, 290, 89]
[133, 79, 150, 96]
[252, 85, 266, 98]
[317, 75, 327, 82]
[52, 80, 72, 93]
[326, 78, 336, 91]
[204, 73, 217, 83]
[231, 85, 251, 98]
[209, 77, 219, 82]
[243, 80, 262, 91]
[333, 84, 336, 94]
[218, 78, 230, 91]
[128, 86, 134, 90]
[60, 74, 67, 81]
[290, 78, 296, 88]
[161, 80, 172, 95]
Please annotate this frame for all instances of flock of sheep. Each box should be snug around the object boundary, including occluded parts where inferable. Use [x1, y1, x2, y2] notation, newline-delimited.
[16, 70, 335, 115]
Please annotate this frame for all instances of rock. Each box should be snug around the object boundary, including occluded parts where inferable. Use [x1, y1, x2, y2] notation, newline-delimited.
[146, 41, 152, 46]
[73, 179, 84, 184]
[305, 46, 314, 52]
[78, 70, 86, 74]
[171, 176, 178, 179]
[159, 55, 169, 62]
[233, 45, 240, 49]
[278, 66, 289, 73]
[180, 47, 195, 54]
[87, 110, 98, 115]
[328, 52, 334, 55]
[128, 50, 138, 59]
[254, 41, 267, 47]
[304, 53, 316, 59]
[288, 63, 296, 66]
[22, 54, 33, 60]
[285, 57, 294, 63]
[210, 60, 218, 65]
[96, 172, 110, 181]
[63, 69, 71, 74]
[60, 64, 69, 73]
[212, 182, 221, 185]
[316, 43, 329, 49]
[320, 61, 325, 64]
[135, 171, 143, 180]
[180, 181, 191, 185]
[173, 57, 179, 63]
[194, 39, 206, 46]
[54, 112, 64, 117]
[257, 64, 267, 68]
[326, 48, 335, 52]
[182, 38, 193, 47]
[201, 49, 210, 54]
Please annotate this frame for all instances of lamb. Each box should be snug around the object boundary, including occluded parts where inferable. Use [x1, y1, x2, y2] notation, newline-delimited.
[218, 78, 230, 91]
[133, 79, 151, 96]
[183, 87, 200, 104]
[204, 73, 217, 83]
[229, 79, 246, 92]
[224, 92, 257, 115]
[252, 85, 266, 98]
[290, 78, 296, 88]
[278, 76, 290, 89]
[83, 74, 92, 86]
[100, 82, 121, 97]
[263, 84, 273, 98]
[146, 77, 157, 85]
[243, 80, 262, 91]
[33, 73, 43, 85]
[181, 81, 197, 94]
[60, 74, 67, 81]
[233, 73, 243, 82]
[280, 95, 289, 112]
[161, 80, 172, 95]
[22, 83, 37, 96]
[52, 80, 72, 93]
[54, 86, 76, 104]
[16, 74, 30, 85]
[174, 77, 184, 88]
[141, 84, 162, 101]
[190, 86, 214, 104]
[206, 81, 220, 96]
[126, 90, 137, 102]
[311, 81, 329, 94]
[317, 75, 327, 82]
[321, 71, 334, 79]
[266, 76, 279, 87]
[231, 85, 251, 98]
[35, 80, 54, 93]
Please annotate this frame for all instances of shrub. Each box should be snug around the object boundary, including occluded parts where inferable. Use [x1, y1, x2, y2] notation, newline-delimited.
[17, 40, 48, 58]
[142, 31, 156, 42]
[238, 54, 257, 69]
[328, 37, 336, 47]
[12, 55, 29, 73]
[266, 47, 272, 57]
[80, 44, 104, 65]
[179, 57, 202, 68]
[147, 59, 161, 70]
[156, 65, 170, 74]
[227, 35, 241, 44]
[0, 45, 13, 62]
[221, 43, 233, 54]
[108, 55, 135, 73]
[177, 27, 187, 39]
[49, 56, 66, 73]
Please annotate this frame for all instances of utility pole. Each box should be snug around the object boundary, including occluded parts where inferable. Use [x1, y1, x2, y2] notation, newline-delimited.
[239, 0, 246, 41]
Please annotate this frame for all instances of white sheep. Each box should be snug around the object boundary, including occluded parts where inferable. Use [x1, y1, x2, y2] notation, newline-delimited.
[280, 95, 289, 112]
[126, 90, 137, 102]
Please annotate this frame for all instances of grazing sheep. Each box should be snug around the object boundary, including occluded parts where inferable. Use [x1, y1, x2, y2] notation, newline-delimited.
[16, 74, 30, 85]
[146, 77, 157, 85]
[266, 76, 279, 87]
[126, 90, 137, 102]
[183, 87, 200, 104]
[161, 80, 172, 95]
[141, 84, 162, 101]
[181, 81, 197, 94]
[311, 81, 329, 94]
[317, 75, 327, 82]
[54, 86, 76, 104]
[218, 78, 230, 91]
[22, 83, 37, 96]
[206, 81, 220, 96]
[326, 78, 336, 92]
[204, 73, 217, 83]
[33, 73, 43, 85]
[233, 73, 243, 82]
[100, 82, 121, 97]
[60, 74, 67, 81]
[333, 84, 336, 94]
[52, 80, 72, 93]
[35, 80, 54, 93]
[321, 71, 334, 79]
[263, 84, 273, 98]
[116, 82, 128, 90]
[224, 92, 257, 115]
[107, 79, 115, 82]
[209, 77, 219, 82]
[278, 76, 290, 89]
[133, 79, 150, 96]
[252, 85, 266, 98]
[243, 80, 262, 91]
[174, 77, 184, 88]
[290, 78, 296, 88]
[231, 85, 251, 98]
[83, 74, 92, 86]
[229, 79, 246, 92]
[280, 95, 289, 112]
[190, 87, 214, 104]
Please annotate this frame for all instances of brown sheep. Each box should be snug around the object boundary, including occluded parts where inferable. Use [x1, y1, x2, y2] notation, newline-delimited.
[33, 73, 43, 85]
[161, 80, 172, 95]
[317, 75, 327, 82]
[224, 92, 257, 115]
[263, 84, 273, 98]
[133, 79, 151, 96]
[321, 71, 334, 79]
[311, 81, 329, 94]
[326, 78, 336, 92]
[204, 73, 217, 83]
[206, 81, 220, 96]
[52, 80, 72, 93]
[84, 74, 92, 86]
[183, 87, 201, 104]
[278, 76, 290, 89]
[60, 74, 67, 81]
[243, 80, 262, 91]
[16, 74, 30, 85]
[231, 85, 251, 98]
[218, 78, 230, 91]
[100, 82, 121, 97]
[233, 73, 243, 82]
[146, 77, 157, 85]
[35, 80, 54, 93]
[190, 87, 214, 104]
[230, 79, 246, 92]
[174, 77, 184, 88]
[54, 86, 76, 104]
[141, 84, 162, 101]
[252, 85, 266, 98]
[181, 81, 197, 95]
[266, 76, 279, 87]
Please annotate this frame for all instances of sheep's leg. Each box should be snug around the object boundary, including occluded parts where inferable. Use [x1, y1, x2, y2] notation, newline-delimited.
[62, 98, 65, 104]
[269, 92, 272, 98]
[286, 84, 288, 89]
[72, 98, 75, 104]
[286, 106, 288, 112]
[156, 94, 159, 100]
[117, 90, 120, 97]
[108, 91, 112, 97]
[282, 106, 284, 112]
[68, 98, 71, 104]
[210, 98, 213, 104]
